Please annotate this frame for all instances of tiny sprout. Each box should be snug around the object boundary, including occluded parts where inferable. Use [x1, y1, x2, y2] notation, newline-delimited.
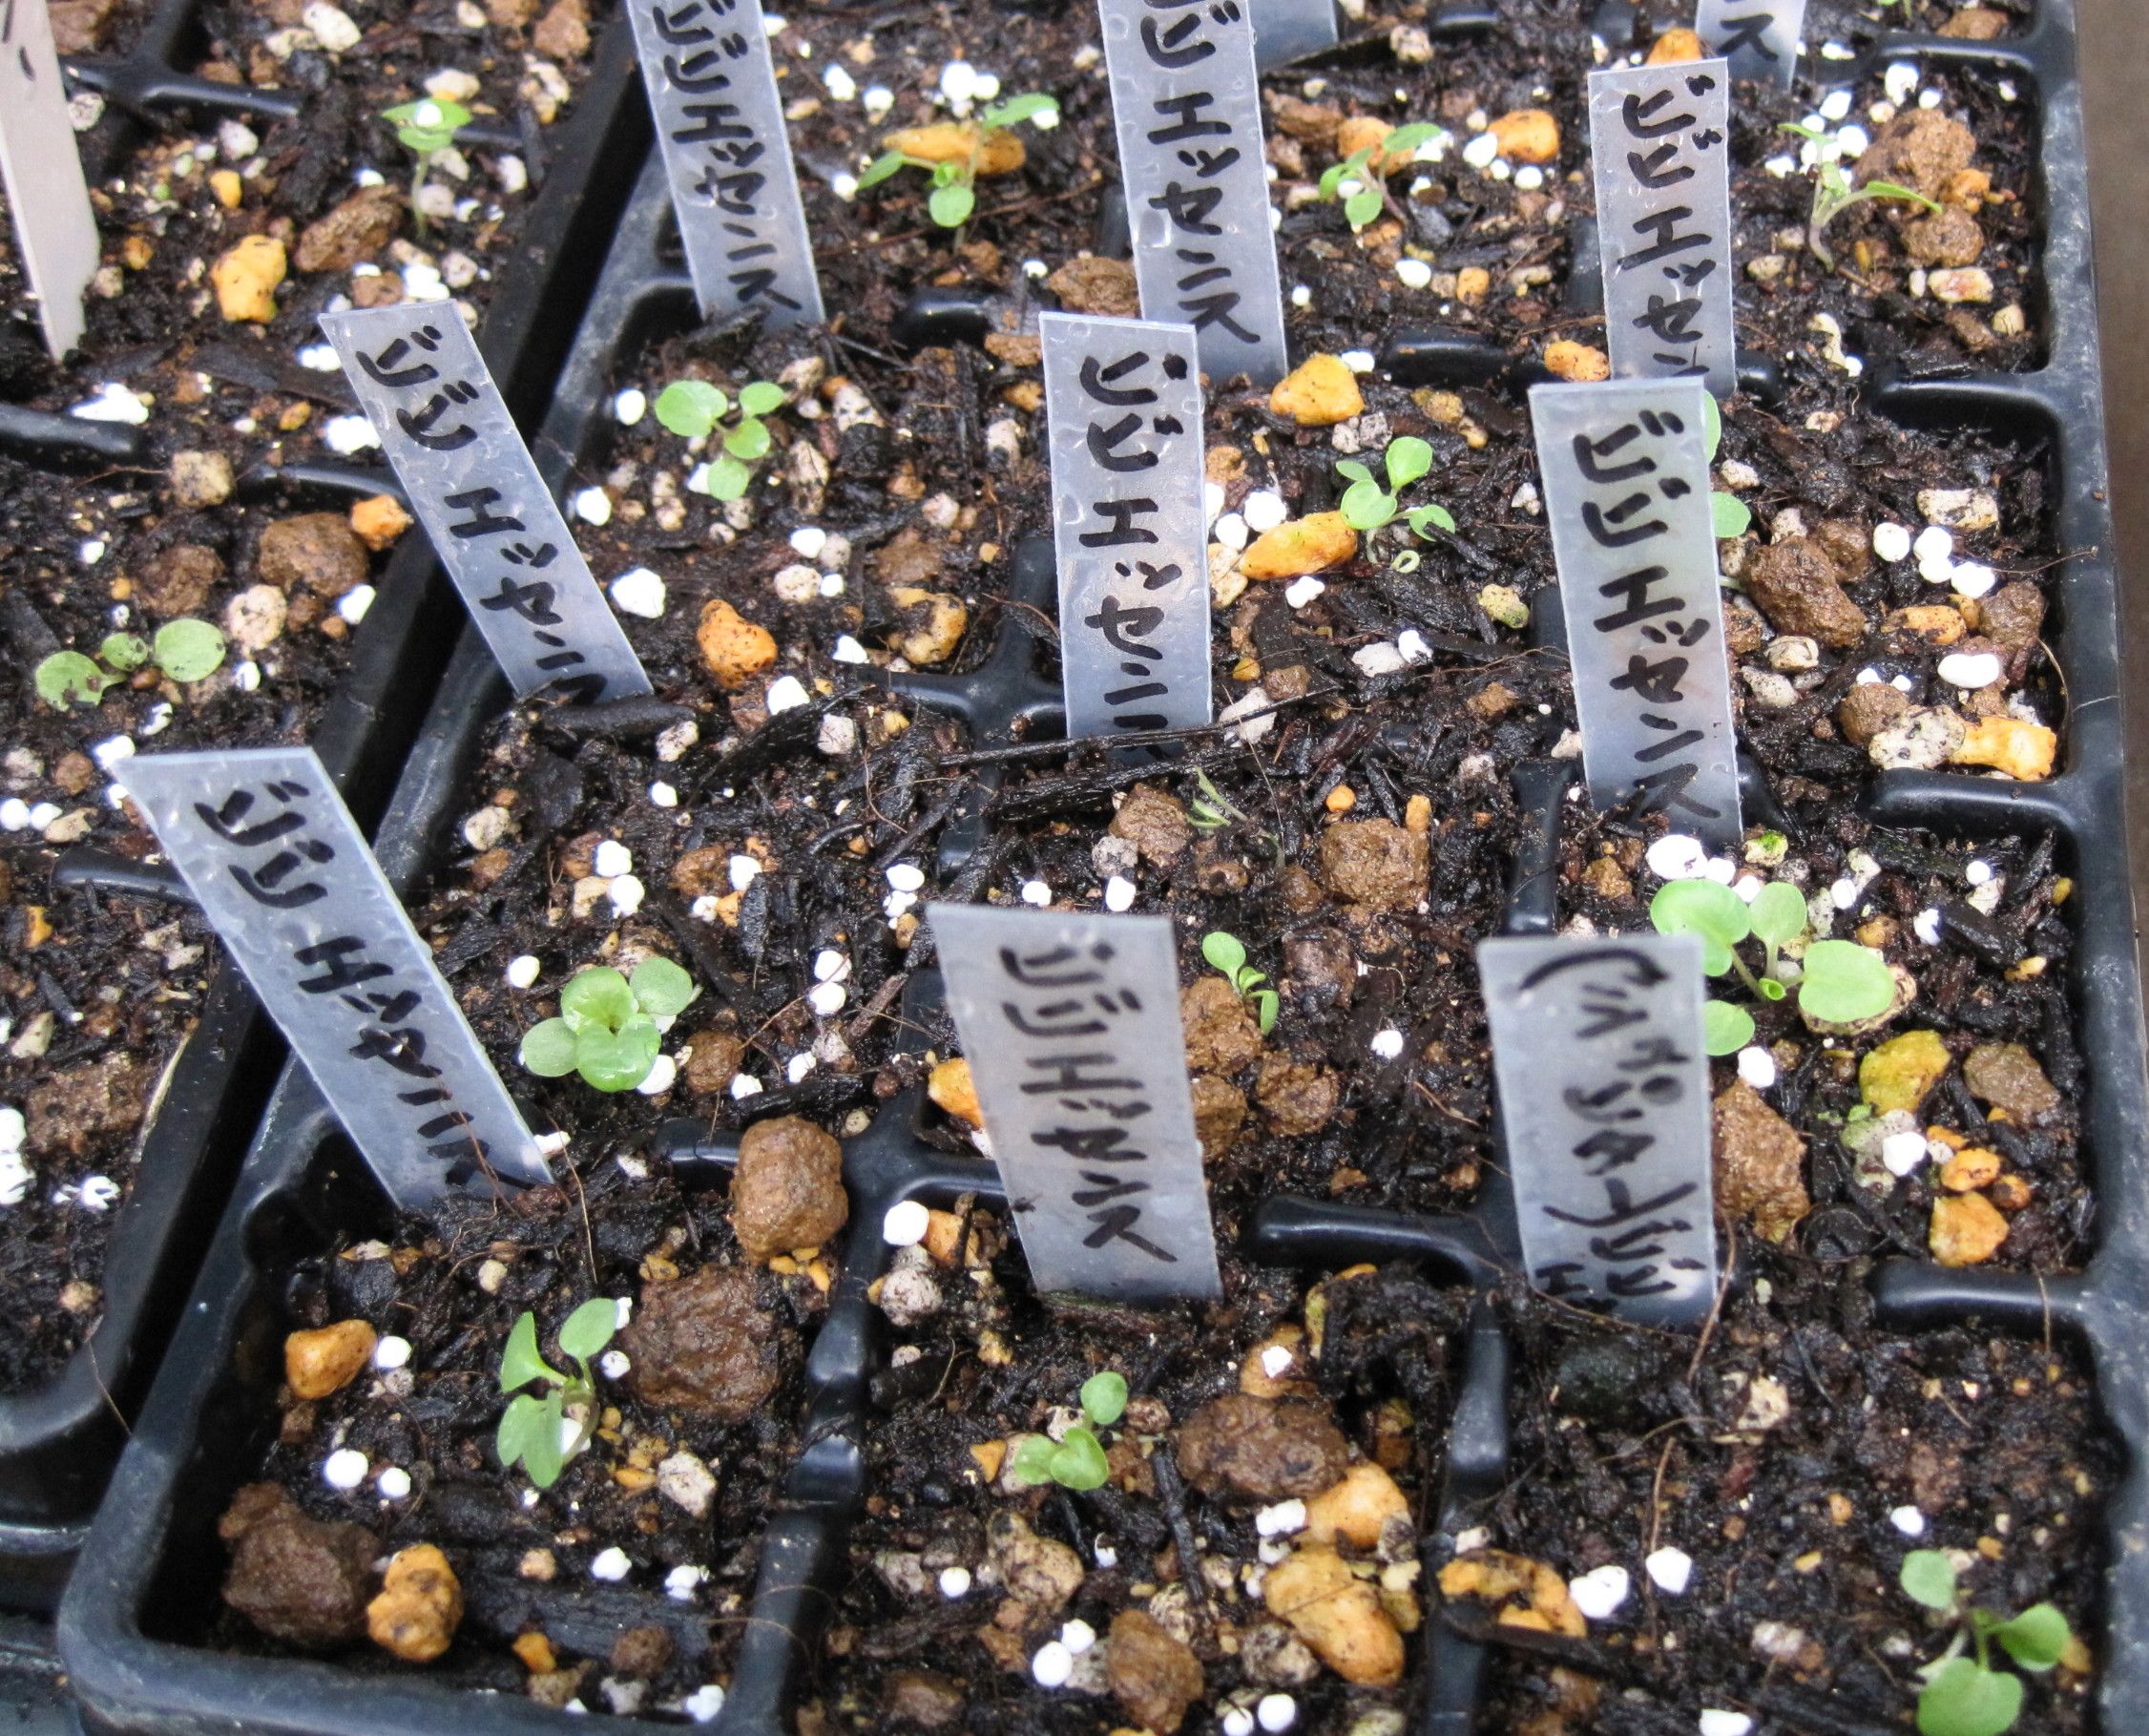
[1186, 768, 1246, 835]
[1315, 121, 1441, 232]
[1079, 1370, 1128, 1428]
[855, 93, 1060, 230]
[1335, 437, 1456, 570]
[520, 959, 698, 1092]
[1201, 930, 1278, 1035]
[1702, 393, 1751, 540]
[1651, 876, 1891, 1052]
[383, 97, 471, 236]
[496, 1299, 619, 1489]
[1778, 121, 1941, 271]
[654, 378, 788, 502]
[34, 618, 228, 709]
[1012, 1369, 1131, 1491]
[1898, 1549, 2071, 1736]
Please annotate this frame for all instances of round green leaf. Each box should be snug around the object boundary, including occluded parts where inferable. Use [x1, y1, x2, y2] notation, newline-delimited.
[1386, 435, 1434, 490]
[1711, 491, 1753, 539]
[34, 651, 112, 708]
[500, 1310, 561, 1392]
[1340, 480, 1394, 531]
[630, 955, 698, 1018]
[1701, 391, 1723, 461]
[1703, 999, 1755, 1056]
[558, 1297, 619, 1363]
[1079, 1370, 1128, 1429]
[739, 381, 785, 417]
[560, 966, 635, 1033]
[1343, 186, 1383, 229]
[99, 632, 150, 671]
[1333, 459, 1375, 488]
[496, 1389, 547, 1464]
[1407, 502, 1457, 537]
[519, 1017, 581, 1077]
[1317, 161, 1349, 199]
[516, 1391, 569, 1489]
[153, 617, 227, 682]
[575, 1016, 661, 1092]
[854, 149, 910, 191]
[1049, 1426, 1109, 1491]
[1650, 878, 1753, 953]
[654, 379, 727, 438]
[1993, 1602, 2070, 1673]
[1011, 1434, 1058, 1485]
[928, 181, 975, 228]
[1747, 881, 1809, 948]
[1799, 940, 1897, 1025]
[1916, 1655, 2023, 1736]
[1200, 931, 1247, 977]
[700, 454, 754, 500]
[1382, 122, 1438, 156]
[723, 416, 772, 461]
[1899, 1549, 1959, 1612]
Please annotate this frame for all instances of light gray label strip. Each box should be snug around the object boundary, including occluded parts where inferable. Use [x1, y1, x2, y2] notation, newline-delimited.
[1695, 0, 1805, 89]
[319, 303, 652, 703]
[1532, 378, 1742, 847]
[929, 904, 1221, 1304]
[1099, 0, 1289, 386]
[1040, 312, 1212, 741]
[1588, 60, 1737, 397]
[115, 747, 547, 1206]
[627, 0, 824, 328]
[0, 0, 98, 358]
[1250, 0, 1337, 71]
[1478, 932, 1717, 1326]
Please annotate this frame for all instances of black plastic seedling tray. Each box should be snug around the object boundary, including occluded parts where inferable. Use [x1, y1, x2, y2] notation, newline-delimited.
[0, 2, 647, 1607]
[49, 3, 2149, 1734]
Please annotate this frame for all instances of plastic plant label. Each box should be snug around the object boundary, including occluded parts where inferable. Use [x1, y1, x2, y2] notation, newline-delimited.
[1477, 932, 1717, 1325]
[0, 0, 98, 359]
[320, 303, 652, 704]
[114, 747, 548, 1206]
[627, 0, 824, 329]
[1040, 313, 1212, 742]
[929, 904, 1222, 1304]
[1695, 0, 1805, 89]
[1588, 60, 1737, 396]
[1099, 0, 1289, 386]
[1532, 378, 1742, 847]
[1249, 0, 1337, 71]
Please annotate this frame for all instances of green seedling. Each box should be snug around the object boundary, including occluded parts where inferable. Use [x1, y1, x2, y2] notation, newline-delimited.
[1011, 1370, 1130, 1491]
[654, 378, 788, 502]
[383, 97, 471, 236]
[495, 1300, 618, 1489]
[1186, 768, 1247, 835]
[1335, 436, 1456, 571]
[1201, 931, 1278, 1035]
[1315, 121, 1442, 231]
[1779, 121, 1942, 271]
[855, 93, 1060, 229]
[1651, 877, 1895, 1053]
[35, 619, 227, 709]
[1702, 394, 1751, 540]
[519, 959, 698, 1092]
[1899, 1549, 2072, 1736]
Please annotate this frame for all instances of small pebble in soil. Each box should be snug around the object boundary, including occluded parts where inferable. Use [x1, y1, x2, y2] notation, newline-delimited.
[636, 1056, 676, 1096]
[1950, 561, 1996, 599]
[807, 981, 846, 1017]
[731, 855, 762, 891]
[887, 863, 925, 891]
[666, 1564, 709, 1601]
[1699, 1715, 1754, 1736]
[832, 635, 868, 664]
[610, 876, 646, 917]
[1873, 521, 1912, 562]
[322, 1448, 368, 1491]
[789, 527, 828, 561]
[1059, 1619, 1095, 1655]
[650, 782, 678, 808]
[682, 1685, 725, 1723]
[1645, 1546, 1694, 1595]
[1020, 880, 1053, 907]
[574, 488, 612, 526]
[338, 586, 375, 625]
[1889, 1505, 1927, 1537]
[1093, 1540, 1118, 1568]
[1104, 875, 1137, 912]
[785, 1054, 815, 1084]
[766, 676, 809, 714]
[1938, 651, 2002, 690]
[1257, 1695, 1298, 1733]
[1913, 908, 1944, 946]
[613, 388, 646, 425]
[1255, 1499, 1307, 1537]
[938, 1566, 970, 1599]
[595, 840, 633, 878]
[1568, 1564, 1630, 1620]
[504, 954, 541, 992]
[1645, 834, 1706, 881]
[1369, 1029, 1404, 1061]
[1340, 349, 1375, 374]
[1223, 1711, 1256, 1736]
[377, 1467, 412, 1500]
[1030, 1641, 1074, 1688]
[1283, 576, 1325, 609]
[72, 383, 151, 425]
[1736, 1048, 1777, 1091]
[591, 1548, 633, 1581]
[599, 1350, 631, 1380]
[1395, 259, 1431, 289]
[324, 415, 379, 454]
[535, 1131, 571, 1157]
[374, 1335, 412, 1370]
[610, 567, 666, 619]
[884, 1200, 930, 1246]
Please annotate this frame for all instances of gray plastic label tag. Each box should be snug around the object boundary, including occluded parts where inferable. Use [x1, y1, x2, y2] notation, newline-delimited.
[628, 0, 824, 328]
[1478, 932, 1717, 1326]
[1250, 0, 1337, 71]
[1099, 0, 1289, 386]
[929, 904, 1221, 1304]
[0, 0, 97, 358]
[115, 747, 548, 1205]
[1040, 313, 1212, 741]
[1588, 60, 1736, 396]
[319, 303, 652, 704]
[1695, 0, 1805, 89]
[1531, 378, 1742, 847]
